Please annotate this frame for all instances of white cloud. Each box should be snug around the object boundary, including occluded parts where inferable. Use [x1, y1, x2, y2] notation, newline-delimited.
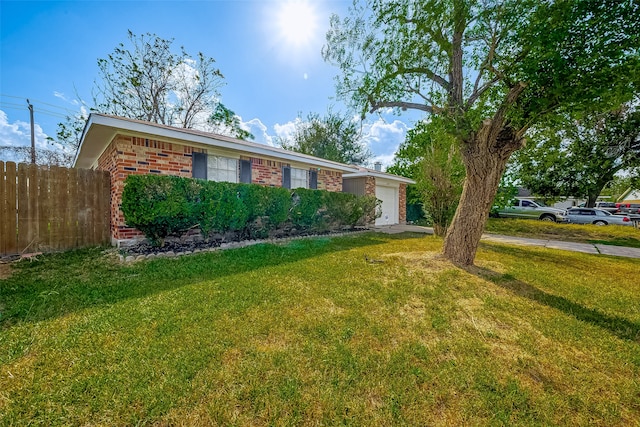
[360, 118, 409, 167]
[242, 117, 276, 147]
[0, 110, 69, 163]
[273, 117, 303, 143]
[53, 91, 89, 116]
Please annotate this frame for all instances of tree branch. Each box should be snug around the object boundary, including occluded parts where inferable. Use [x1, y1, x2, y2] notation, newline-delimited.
[369, 100, 437, 114]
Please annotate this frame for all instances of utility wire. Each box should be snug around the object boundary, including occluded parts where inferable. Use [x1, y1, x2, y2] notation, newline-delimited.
[0, 102, 70, 119]
[0, 93, 82, 114]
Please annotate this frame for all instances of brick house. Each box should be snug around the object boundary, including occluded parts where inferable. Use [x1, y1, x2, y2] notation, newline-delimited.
[74, 114, 414, 245]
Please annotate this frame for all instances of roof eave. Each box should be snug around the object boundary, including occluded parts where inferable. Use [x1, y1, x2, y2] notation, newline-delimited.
[74, 114, 360, 172]
[343, 171, 415, 184]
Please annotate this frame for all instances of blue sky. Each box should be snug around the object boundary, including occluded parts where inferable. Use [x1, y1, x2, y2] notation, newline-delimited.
[1, 0, 423, 167]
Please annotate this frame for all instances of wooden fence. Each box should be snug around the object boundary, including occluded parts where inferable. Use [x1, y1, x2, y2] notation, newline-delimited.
[0, 161, 111, 256]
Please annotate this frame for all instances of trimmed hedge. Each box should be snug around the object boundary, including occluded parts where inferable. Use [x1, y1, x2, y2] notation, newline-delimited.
[121, 174, 379, 244]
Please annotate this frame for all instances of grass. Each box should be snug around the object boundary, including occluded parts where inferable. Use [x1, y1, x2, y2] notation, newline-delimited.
[1, 233, 639, 425]
[485, 217, 640, 248]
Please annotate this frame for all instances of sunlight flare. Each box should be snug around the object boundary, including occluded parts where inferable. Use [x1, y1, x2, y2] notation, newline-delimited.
[276, 0, 318, 48]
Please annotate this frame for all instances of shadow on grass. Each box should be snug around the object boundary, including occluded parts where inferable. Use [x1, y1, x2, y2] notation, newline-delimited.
[464, 263, 640, 343]
[0, 232, 403, 328]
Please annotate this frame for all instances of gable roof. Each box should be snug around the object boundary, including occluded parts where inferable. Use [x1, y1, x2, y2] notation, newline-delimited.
[75, 114, 357, 172]
[74, 113, 415, 184]
[342, 166, 415, 184]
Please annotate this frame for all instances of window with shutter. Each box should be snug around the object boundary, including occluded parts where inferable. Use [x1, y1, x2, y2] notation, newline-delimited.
[192, 152, 207, 180]
[282, 166, 291, 189]
[309, 169, 318, 189]
[239, 159, 251, 183]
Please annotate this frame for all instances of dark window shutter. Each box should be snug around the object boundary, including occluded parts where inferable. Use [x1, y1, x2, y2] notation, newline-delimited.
[282, 166, 291, 189]
[240, 159, 252, 183]
[192, 152, 207, 180]
[309, 169, 318, 189]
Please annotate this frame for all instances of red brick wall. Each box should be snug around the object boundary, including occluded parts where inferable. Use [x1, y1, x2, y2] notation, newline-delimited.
[319, 170, 342, 192]
[97, 135, 198, 242]
[96, 134, 348, 243]
[364, 177, 376, 196]
[399, 183, 407, 224]
[246, 157, 284, 187]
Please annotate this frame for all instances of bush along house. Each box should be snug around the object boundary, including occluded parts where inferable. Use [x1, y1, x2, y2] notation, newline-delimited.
[73, 114, 414, 246]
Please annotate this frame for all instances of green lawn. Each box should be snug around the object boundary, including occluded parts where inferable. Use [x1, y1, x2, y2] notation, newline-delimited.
[1, 233, 639, 425]
[485, 217, 640, 248]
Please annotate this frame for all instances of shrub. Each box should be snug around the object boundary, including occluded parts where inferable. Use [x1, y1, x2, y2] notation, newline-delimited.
[121, 175, 200, 244]
[197, 181, 249, 235]
[240, 184, 291, 238]
[122, 175, 378, 244]
[323, 192, 363, 227]
[290, 188, 326, 230]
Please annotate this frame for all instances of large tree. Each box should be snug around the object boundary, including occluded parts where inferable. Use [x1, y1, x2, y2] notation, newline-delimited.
[323, 0, 640, 265]
[278, 109, 371, 165]
[59, 31, 251, 163]
[513, 105, 640, 207]
[94, 30, 251, 139]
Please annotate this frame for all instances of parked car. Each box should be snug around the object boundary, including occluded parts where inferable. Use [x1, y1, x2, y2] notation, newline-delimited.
[496, 198, 566, 222]
[618, 203, 640, 215]
[575, 201, 619, 213]
[594, 202, 619, 213]
[565, 208, 635, 226]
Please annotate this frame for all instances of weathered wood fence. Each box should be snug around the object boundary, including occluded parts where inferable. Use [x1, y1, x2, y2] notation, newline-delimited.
[0, 161, 111, 256]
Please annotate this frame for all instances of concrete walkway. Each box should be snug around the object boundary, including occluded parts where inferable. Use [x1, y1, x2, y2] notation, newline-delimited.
[373, 224, 640, 259]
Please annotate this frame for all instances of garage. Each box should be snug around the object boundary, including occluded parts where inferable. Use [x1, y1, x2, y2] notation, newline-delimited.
[342, 169, 414, 227]
[375, 183, 399, 226]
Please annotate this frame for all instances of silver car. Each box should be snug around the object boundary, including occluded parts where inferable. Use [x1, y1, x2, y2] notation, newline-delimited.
[565, 208, 635, 226]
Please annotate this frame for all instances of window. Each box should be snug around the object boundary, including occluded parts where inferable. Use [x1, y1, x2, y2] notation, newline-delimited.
[208, 156, 238, 183]
[191, 152, 239, 183]
[282, 166, 308, 189]
[291, 167, 308, 189]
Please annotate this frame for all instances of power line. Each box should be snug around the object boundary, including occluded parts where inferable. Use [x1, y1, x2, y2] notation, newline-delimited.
[0, 102, 70, 119]
[0, 93, 82, 115]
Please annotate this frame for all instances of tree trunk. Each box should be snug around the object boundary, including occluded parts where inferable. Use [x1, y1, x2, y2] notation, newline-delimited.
[586, 193, 598, 208]
[442, 122, 524, 266]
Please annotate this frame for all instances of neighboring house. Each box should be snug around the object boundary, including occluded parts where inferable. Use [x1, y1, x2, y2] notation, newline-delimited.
[619, 188, 640, 204]
[74, 114, 414, 245]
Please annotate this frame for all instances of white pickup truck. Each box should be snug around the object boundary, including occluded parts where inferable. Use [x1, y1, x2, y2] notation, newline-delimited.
[496, 199, 566, 222]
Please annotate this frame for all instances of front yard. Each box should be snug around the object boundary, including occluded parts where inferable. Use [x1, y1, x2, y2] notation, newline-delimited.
[1, 233, 639, 425]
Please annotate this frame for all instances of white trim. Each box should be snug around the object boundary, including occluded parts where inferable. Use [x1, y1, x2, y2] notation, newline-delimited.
[75, 114, 358, 172]
[343, 171, 415, 184]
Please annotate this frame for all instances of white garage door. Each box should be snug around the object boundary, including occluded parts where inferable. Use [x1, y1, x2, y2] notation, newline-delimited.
[375, 185, 398, 226]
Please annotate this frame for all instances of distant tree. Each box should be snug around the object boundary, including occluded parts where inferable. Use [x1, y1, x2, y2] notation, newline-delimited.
[323, 0, 640, 265]
[0, 145, 70, 166]
[278, 109, 371, 165]
[93, 30, 251, 139]
[52, 112, 88, 166]
[513, 105, 640, 207]
[56, 31, 251, 157]
[388, 118, 464, 236]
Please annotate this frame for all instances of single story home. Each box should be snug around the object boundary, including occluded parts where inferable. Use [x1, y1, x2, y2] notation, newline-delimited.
[619, 188, 640, 204]
[74, 114, 414, 245]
